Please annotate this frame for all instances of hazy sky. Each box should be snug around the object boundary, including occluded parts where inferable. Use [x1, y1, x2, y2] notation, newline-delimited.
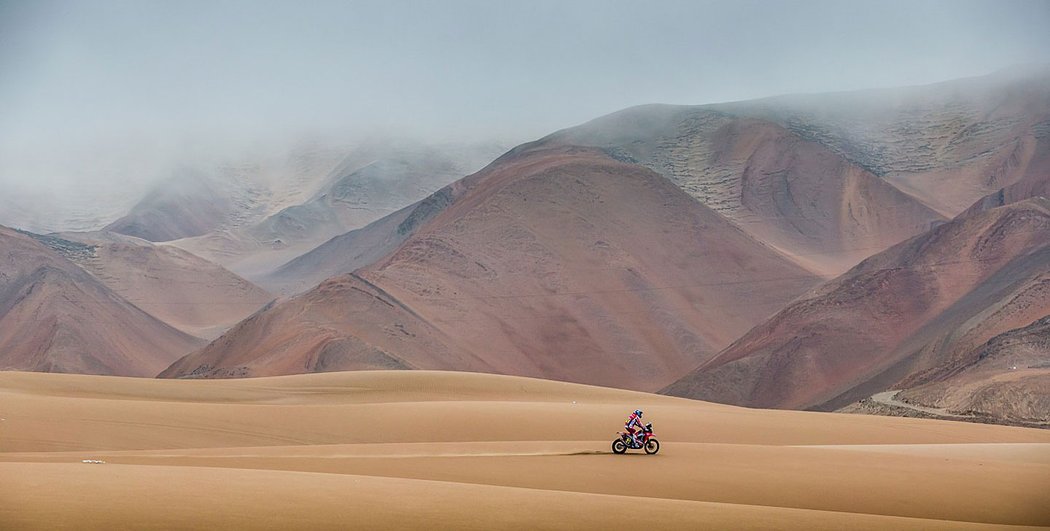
[1, 0, 1049, 192]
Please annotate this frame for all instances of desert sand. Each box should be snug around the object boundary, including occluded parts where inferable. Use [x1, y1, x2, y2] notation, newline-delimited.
[1, 370, 1048, 529]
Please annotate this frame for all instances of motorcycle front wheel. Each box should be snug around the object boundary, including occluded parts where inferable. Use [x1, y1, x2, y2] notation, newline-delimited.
[612, 439, 627, 454]
[644, 438, 660, 455]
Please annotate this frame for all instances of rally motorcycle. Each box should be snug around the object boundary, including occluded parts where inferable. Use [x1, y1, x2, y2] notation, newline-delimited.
[612, 422, 659, 454]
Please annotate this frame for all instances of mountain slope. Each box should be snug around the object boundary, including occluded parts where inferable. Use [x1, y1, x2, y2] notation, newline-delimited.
[662, 198, 1050, 411]
[546, 106, 945, 277]
[0, 227, 205, 376]
[104, 166, 235, 242]
[259, 201, 421, 295]
[168, 141, 505, 279]
[897, 314, 1050, 423]
[51, 231, 272, 339]
[163, 146, 820, 390]
[538, 68, 1049, 277]
[961, 129, 1050, 216]
[720, 66, 1050, 218]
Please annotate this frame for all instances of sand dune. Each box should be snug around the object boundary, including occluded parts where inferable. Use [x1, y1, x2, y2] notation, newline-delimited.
[1, 370, 1048, 529]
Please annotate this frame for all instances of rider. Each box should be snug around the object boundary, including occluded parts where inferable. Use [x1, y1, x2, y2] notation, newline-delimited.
[625, 409, 644, 447]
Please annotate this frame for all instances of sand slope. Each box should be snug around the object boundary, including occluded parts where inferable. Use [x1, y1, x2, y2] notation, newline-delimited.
[1, 370, 1048, 529]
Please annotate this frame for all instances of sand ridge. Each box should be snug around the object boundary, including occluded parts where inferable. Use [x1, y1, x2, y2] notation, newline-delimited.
[2, 370, 1048, 529]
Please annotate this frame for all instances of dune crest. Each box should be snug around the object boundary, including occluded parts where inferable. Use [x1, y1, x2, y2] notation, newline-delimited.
[2, 370, 1048, 529]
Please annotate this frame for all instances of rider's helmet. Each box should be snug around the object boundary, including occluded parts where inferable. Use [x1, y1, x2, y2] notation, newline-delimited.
[634, 409, 643, 417]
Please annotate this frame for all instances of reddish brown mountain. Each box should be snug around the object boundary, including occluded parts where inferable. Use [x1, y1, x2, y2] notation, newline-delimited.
[896, 315, 1050, 424]
[259, 200, 426, 295]
[962, 139, 1050, 217]
[721, 66, 1050, 218]
[168, 140, 505, 279]
[162, 146, 819, 390]
[662, 198, 1050, 410]
[538, 68, 1048, 279]
[104, 167, 234, 242]
[53, 232, 273, 339]
[546, 107, 946, 277]
[180, 70, 1047, 293]
[270, 106, 949, 288]
[0, 227, 204, 376]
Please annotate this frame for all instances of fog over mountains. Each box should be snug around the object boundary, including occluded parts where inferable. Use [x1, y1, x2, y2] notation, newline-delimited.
[3, 65, 1047, 426]
[5, 4, 1050, 528]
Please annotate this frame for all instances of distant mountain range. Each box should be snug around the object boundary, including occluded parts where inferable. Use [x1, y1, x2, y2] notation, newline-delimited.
[163, 145, 819, 390]
[114, 139, 507, 279]
[663, 198, 1049, 419]
[0, 227, 206, 376]
[2, 66, 1047, 425]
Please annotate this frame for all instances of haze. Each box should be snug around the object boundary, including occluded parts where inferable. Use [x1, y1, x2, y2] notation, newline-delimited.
[1, 0, 1049, 226]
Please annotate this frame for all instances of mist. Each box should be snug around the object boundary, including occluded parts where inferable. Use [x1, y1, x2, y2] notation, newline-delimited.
[2, 0, 1049, 229]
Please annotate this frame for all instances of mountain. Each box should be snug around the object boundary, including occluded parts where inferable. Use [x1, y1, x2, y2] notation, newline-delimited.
[259, 201, 420, 295]
[274, 81, 1029, 291]
[251, 144, 483, 242]
[51, 231, 273, 339]
[0, 185, 141, 235]
[962, 146, 1050, 217]
[0, 226, 204, 376]
[103, 166, 237, 242]
[542, 67, 1050, 277]
[168, 140, 506, 279]
[662, 198, 1050, 412]
[548, 107, 946, 276]
[162, 145, 820, 390]
[720, 65, 1050, 218]
[896, 314, 1050, 424]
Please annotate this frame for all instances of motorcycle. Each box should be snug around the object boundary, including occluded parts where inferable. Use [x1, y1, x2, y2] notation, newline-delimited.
[612, 422, 659, 454]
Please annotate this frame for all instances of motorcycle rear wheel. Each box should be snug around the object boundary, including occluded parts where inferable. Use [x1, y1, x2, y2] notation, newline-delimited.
[612, 439, 627, 454]
[644, 438, 660, 455]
